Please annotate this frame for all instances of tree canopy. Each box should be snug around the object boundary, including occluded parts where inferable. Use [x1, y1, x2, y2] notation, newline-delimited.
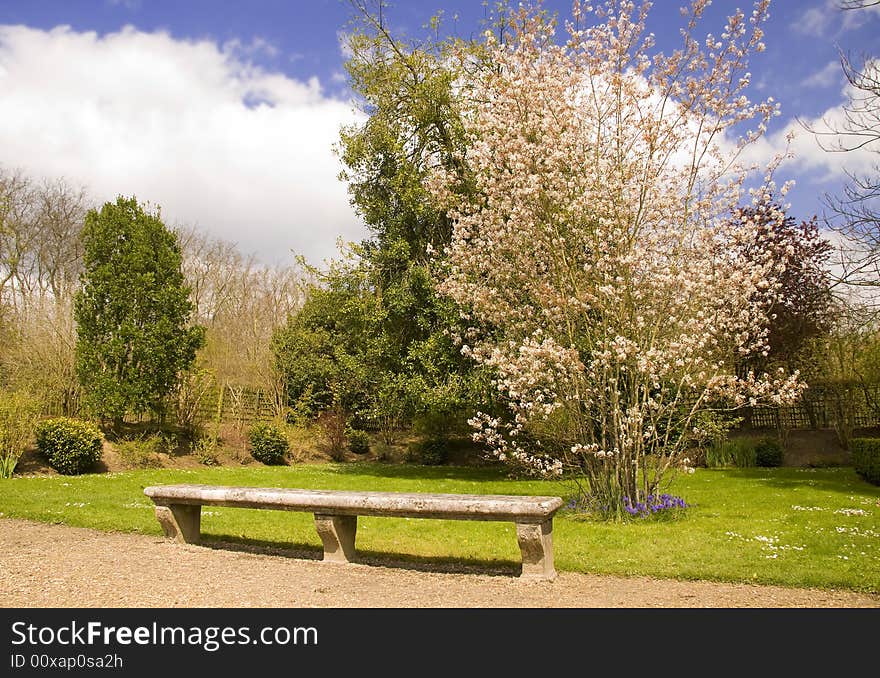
[74, 196, 204, 422]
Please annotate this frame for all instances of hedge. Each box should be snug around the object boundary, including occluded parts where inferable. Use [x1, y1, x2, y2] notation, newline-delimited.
[852, 438, 880, 486]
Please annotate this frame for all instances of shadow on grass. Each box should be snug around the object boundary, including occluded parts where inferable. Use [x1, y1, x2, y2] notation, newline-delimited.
[715, 466, 877, 496]
[200, 534, 520, 578]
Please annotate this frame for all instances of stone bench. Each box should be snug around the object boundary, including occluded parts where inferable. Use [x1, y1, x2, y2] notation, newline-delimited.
[143, 484, 563, 580]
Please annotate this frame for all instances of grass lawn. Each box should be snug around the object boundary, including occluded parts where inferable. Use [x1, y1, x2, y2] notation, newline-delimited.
[1, 463, 878, 592]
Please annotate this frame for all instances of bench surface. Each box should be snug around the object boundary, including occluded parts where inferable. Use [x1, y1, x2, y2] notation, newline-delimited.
[144, 484, 563, 523]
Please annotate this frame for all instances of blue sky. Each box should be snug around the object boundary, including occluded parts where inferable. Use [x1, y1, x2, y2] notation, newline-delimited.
[0, 0, 877, 265]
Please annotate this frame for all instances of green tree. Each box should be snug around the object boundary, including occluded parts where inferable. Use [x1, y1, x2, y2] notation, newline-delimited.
[321, 3, 486, 434]
[74, 196, 204, 423]
[275, 4, 511, 441]
[273, 258, 382, 420]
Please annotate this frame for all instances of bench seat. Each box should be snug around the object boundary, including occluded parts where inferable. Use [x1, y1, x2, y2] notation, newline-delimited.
[144, 484, 563, 580]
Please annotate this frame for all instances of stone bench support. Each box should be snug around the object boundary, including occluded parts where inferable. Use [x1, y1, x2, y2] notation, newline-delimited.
[516, 520, 555, 580]
[144, 485, 563, 580]
[154, 504, 201, 545]
[314, 514, 358, 563]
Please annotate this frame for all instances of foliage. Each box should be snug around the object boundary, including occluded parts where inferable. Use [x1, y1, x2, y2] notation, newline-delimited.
[114, 435, 164, 469]
[340, 2, 471, 267]
[247, 421, 289, 465]
[347, 428, 370, 455]
[427, 1, 802, 518]
[174, 368, 216, 441]
[272, 258, 479, 440]
[176, 227, 301, 419]
[368, 377, 411, 445]
[317, 404, 349, 462]
[679, 410, 743, 467]
[733, 198, 834, 373]
[755, 437, 784, 467]
[272, 263, 381, 420]
[1, 295, 81, 417]
[74, 196, 204, 422]
[706, 438, 758, 469]
[34, 417, 102, 475]
[851, 438, 880, 485]
[0, 169, 88, 417]
[272, 1, 490, 446]
[806, 317, 880, 447]
[0, 390, 41, 478]
[192, 436, 221, 466]
[406, 437, 448, 466]
[374, 442, 394, 463]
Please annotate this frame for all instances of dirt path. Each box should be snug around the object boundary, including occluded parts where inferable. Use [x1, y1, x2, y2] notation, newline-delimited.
[1, 518, 876, 608]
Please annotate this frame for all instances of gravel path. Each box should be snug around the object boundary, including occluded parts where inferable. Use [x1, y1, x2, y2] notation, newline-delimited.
[1, 518, 877, 608]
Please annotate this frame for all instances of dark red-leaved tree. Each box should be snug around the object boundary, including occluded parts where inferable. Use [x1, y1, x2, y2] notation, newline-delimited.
[736, 198, 835, 373]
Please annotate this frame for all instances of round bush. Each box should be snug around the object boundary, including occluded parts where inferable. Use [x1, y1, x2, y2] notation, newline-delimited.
[347, 429, 370, 455]
[755, 437, 783, 467]
[34, 418, 103, 475]
[247, 422, 288, 465]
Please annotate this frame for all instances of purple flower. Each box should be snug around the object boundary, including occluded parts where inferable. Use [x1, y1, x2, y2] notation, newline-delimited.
[619, 493, 688, 518]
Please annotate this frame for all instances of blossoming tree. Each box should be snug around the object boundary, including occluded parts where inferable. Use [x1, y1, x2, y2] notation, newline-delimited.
[428, 0, 804, 516]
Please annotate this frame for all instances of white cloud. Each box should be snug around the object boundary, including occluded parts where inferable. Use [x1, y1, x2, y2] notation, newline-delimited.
[841, 2, 880, 31]
[802, 60, 842, 88]
[222, 36, 279, 60]
[739, 67, 878, 183]
[106, 0, 141, 11]
[792, 0, 880, 37]
[793, 5, 830, 36]
[0, 24, 366, 266]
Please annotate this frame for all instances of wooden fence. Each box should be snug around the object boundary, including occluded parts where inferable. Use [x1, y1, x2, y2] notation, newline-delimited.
[191, 385, 280, 426]
[42, 384, 280, 426]
[43, 382, 880, 431]
[747, 383, 880, 430]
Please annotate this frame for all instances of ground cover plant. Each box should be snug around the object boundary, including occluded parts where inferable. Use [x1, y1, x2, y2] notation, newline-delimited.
[1, 464, 877, 592]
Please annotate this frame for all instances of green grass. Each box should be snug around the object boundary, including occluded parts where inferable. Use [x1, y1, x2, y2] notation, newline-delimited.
[1, 464, 878, 592]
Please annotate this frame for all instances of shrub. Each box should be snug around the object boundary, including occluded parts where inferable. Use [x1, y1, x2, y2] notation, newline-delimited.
[755, 437, 784, 467]
[193, 436, 220, 466]
[34, 418, 103, 475]
[347, 428, 370, 455]
[115, 435, 164, 469]
[0, 391, 42, 478]
[248, 421, 288, 465]
[318, 409, 348, 462]
[706, 438, 757, 468]
[374, 442, 394, 463]
[406, 437, 448, 466]
[175, 368, 215, 441]
[852, 438, 880, 486]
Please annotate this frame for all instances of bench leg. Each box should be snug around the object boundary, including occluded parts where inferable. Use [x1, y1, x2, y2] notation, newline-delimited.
[314, 514, 357, 563]
[155, 504, 201, 544]
[516, 520, 556, 581]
